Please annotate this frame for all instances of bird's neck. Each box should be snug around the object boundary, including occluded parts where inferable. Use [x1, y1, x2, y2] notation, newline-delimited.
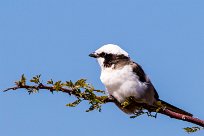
[100, 58, 130, 71]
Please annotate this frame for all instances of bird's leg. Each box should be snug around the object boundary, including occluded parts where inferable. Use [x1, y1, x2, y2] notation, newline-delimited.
[130, 107, 145, 118]
[145, 111, 157, 118]
[131, 106, 160, 119]
[143, 106, 164, 118]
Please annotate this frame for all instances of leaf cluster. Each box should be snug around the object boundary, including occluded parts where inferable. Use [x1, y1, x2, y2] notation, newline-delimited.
[6, 74, 203, 133]
[16, 75, 107, 112]
[183, 126, 203, 133]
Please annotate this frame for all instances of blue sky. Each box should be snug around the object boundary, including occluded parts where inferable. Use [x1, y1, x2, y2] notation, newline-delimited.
[0, 0, 204, 136]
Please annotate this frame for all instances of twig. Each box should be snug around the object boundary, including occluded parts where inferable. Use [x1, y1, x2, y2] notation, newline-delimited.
[160, 109, 204, 127]
[2, 83, 204, 129]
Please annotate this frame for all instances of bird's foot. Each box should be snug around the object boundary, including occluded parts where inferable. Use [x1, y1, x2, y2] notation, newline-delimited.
[130, 107, 158, 119]
[146, 111, 157, 118]
[130, 107, 145, 118]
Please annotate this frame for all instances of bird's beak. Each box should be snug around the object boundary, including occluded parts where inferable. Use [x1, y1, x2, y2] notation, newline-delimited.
[89, 52, 98, 58]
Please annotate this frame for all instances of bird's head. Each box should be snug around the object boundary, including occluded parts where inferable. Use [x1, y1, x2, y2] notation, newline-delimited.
[89, 44, 129, 69]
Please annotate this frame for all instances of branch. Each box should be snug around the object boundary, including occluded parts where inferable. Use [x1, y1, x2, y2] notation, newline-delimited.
[160, 109, 204, 127]
[2, 75, 204, 133]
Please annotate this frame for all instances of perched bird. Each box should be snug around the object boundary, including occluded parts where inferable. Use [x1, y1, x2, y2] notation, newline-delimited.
[89, 44, 192, 116]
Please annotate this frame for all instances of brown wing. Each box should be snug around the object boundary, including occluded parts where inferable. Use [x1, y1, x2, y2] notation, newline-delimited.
[130, 62, 192, 116]
[131, 61, 159, 100]
[132, 62, 147, 83]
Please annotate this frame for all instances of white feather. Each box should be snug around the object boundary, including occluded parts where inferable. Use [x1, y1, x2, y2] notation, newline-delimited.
[95, 44, 129, 57]
[94, 44, 156, 105]
[100, 65, 148, 103]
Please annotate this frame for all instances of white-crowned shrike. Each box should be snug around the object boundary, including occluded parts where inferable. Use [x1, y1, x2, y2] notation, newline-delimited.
[89, 44, 192, 116]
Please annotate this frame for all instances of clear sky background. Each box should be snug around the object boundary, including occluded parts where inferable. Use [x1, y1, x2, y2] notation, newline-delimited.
[0, 0, 204, 136]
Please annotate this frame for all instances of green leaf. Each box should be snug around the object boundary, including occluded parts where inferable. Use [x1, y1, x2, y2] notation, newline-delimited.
[74, 79, 87, 88]
[66, 80, 74, 88]
[184, 126, 203, 133]
[20, 74, 26, 86]
[121, 101, 130, 108]
[54, 81, 62, 91]
[86, 104, 102, 112]
[66, 99, 82, 107]
[94, 89, 106, 94]
[30, 75, 41, 84]
[47, 79, 54, 85]
[86, 105, 95, 112]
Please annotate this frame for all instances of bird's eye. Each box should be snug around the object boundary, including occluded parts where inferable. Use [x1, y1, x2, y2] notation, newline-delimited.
[104, 53, 112, 60]
[99, 52, 106, 57]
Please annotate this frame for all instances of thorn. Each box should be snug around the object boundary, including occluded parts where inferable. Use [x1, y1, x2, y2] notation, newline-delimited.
[182, 115, 186, 120]
[38, 83, 44, 88]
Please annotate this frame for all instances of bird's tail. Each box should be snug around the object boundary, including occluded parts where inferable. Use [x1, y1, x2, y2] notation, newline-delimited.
[157, 99, 193, 117]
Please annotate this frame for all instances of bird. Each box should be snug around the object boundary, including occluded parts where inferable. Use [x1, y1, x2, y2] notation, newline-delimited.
[89, 44, 192, 116]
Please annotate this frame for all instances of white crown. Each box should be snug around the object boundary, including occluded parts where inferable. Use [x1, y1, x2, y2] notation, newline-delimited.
[95, 44, 129, 57]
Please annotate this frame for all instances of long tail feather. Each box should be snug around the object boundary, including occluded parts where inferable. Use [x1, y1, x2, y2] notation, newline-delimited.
[158, 99, 193, 117]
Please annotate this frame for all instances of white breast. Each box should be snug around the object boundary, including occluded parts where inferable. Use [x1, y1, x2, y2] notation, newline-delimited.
[100, 65, 148, 103]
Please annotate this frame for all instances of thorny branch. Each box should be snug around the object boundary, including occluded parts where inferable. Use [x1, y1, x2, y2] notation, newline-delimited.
[2, 75, 204, 133]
